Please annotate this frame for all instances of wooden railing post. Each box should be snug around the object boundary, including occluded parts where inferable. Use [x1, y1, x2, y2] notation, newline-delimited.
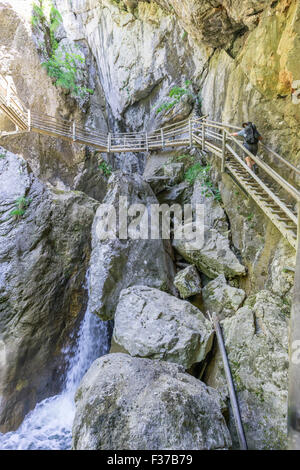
[221, 128, 226, 172]
[6, 82, 11, 107]
[27, 109, 31, 131]
[107, 132, 111, 152]
[202, 119, 206, 151]
[145, 132, 149, 152]
[72, 121, 76, 142]
[161, 129, 165, 149]
[189, 119, 193, 147]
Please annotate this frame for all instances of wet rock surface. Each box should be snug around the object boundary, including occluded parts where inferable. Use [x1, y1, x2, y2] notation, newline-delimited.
[0, 149, 97, 431]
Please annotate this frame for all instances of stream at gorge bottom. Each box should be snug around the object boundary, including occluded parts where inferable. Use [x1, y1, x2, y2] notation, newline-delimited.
[0, 309, 111, 450]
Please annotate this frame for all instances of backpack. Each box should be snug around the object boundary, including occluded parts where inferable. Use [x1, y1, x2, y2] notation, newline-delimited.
[244, 123, 259, 145]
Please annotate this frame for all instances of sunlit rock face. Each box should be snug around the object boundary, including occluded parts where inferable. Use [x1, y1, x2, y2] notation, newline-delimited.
[0, 1, 108, 187]
[113, 286, 213, 368]
[56, 0, 299, 172]
[153, 1, 274, 47]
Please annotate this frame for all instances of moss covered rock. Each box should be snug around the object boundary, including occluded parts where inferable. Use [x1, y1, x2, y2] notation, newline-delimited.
[174, 265, 202, 299]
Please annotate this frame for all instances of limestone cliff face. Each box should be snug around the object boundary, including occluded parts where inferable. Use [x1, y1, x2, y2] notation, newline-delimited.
[56, 0, 300, 167]
[56, 0, 209, 131]
[0, 1, 108, 189]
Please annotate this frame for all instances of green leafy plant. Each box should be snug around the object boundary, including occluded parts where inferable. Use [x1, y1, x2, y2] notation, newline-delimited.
[282, 267, 295, 273]
[31, 1, 61, 57]
[98, 161, 113, 177]
[0, 153, 6, 159]
[184, 162, 205, 185]
[10, 196, 32, 220]
[182, 31, 188, 40]
[155, 80, 202, 115]
[214, 189, 222, 202]
[42, 50, 93, 98]
[184, 163, 221, 201]
[32, 1, 93, 98]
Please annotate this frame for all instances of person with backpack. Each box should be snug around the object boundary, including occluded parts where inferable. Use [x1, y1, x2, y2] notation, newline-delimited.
[231, 122, 262, 173]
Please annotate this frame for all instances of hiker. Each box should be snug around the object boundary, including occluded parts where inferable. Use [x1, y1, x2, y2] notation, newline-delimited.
[231, 122, 262, 172]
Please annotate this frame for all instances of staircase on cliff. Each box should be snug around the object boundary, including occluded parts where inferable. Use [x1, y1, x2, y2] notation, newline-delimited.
[0, 73, 300, 250]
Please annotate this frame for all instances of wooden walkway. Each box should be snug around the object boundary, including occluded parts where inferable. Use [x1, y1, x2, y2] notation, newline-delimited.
[1, 73, 300, 249]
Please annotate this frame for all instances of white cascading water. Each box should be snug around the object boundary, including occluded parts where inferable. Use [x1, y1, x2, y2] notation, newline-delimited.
[0, 307, 110, 450]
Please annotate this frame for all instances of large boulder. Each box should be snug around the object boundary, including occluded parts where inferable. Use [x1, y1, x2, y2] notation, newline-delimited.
[145, 162, 185, 194]
[173, 230, 246, 279]
[72, 353, 232, 450]
[174, 264, 202, 299]
[205, 290, 289, 449]
[202, 274, 246, 319]
[0, 149, 97, 431]
[173, 180, 246, 279]
[88, 172, 176, 320]
[113, 286, 213, 369]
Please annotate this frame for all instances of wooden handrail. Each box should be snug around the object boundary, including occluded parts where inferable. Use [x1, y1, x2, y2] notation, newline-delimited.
[261, 143, 300, 177]
[228, 133, 300, 202]
[226, 142, 297, 223]
[0, 73, 299, 248]
[203, 119, 300, 178]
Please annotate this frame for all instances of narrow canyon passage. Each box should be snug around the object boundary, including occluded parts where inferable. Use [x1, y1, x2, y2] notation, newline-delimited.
[0, 0, 299, 452]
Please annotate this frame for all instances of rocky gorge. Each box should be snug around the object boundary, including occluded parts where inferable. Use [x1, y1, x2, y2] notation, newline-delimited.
[0, 0, 299, 451]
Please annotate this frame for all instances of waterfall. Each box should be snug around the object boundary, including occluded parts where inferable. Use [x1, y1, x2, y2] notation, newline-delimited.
[0, 308, 110, 450]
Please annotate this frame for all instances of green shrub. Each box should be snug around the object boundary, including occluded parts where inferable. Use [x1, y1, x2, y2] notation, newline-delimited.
[0, 153, 6, 159]
[98, 161, 113, 177]
[155, 80, 202, 115]
[42, 50, 93, 98]
[10, 196, 32, 220]
[184, 162, 204, 185]
[32, 1, 93, 98]
[156, 80, 201, 114]
[184, 164, 222, 201]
